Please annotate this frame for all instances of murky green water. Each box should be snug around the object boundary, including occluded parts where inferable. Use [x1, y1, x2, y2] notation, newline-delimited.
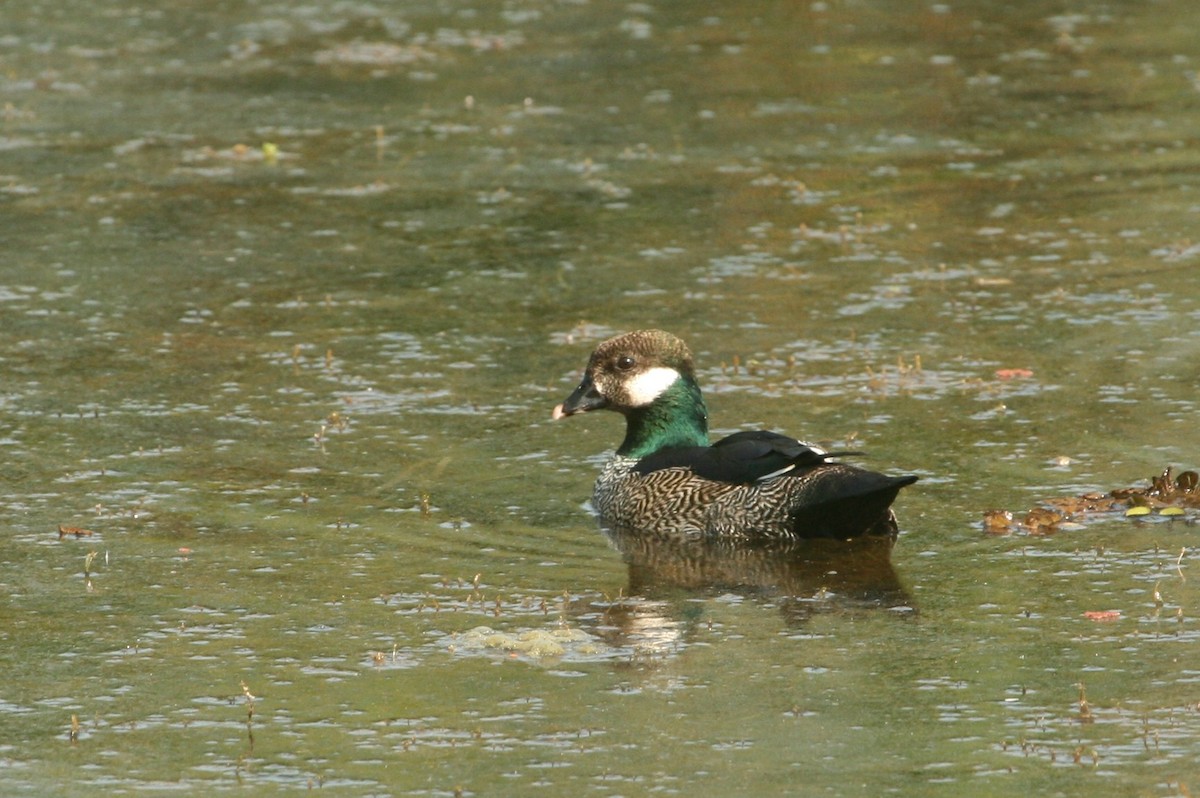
[4, 0, 1200, 794]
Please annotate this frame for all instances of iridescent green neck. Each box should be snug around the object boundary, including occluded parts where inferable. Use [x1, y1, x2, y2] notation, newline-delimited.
[617, 377, 709, 458]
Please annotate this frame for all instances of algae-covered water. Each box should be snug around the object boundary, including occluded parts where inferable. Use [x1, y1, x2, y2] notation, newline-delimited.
[3, 1, 1200, 794]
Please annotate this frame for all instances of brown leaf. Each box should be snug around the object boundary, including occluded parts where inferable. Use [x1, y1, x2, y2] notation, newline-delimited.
[983, 509, 1014, 535]
[1083, 610, 1120, 621]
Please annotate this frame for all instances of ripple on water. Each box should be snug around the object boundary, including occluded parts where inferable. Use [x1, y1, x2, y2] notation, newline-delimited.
[700, 337, 1051, 405]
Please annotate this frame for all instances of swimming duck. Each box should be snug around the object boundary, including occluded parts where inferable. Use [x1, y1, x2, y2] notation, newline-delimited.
[552, 330, 917, 541]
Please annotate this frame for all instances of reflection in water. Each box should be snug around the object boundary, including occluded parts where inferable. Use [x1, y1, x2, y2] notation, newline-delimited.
[596, 529, 913, 643]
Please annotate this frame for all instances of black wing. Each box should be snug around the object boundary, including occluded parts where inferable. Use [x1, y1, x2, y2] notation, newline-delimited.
[633, 430, 853, 484]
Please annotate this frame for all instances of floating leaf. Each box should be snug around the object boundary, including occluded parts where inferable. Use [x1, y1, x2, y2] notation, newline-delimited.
[1019, 507, 1065, 535]
[1159, 506, 1185, 517]
[1083, 610, 1121, 621]
[983, 509, 1014, 534]
[1125, 506, 1152, 517]
[1150, 466, 1175, 495]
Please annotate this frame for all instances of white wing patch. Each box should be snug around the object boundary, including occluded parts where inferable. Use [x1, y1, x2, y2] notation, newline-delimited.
[625, 367, 681, 407]
[756, 464, 796, 482]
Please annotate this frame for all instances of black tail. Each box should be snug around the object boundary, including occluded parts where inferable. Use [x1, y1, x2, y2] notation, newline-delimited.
[790, 473, 917, 540]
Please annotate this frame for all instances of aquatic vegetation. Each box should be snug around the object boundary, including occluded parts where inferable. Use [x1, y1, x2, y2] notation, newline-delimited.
[442, 625, 610, 662]
[984, 466, 1200, 535]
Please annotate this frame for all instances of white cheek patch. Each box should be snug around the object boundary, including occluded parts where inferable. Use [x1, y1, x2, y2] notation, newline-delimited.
[625, 367, 680, 406]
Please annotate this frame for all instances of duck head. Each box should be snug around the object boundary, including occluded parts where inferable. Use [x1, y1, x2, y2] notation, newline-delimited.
[552, 330, 709, 456]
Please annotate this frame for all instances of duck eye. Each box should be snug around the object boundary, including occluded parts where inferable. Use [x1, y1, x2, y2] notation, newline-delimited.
[615, 355, 636, 371]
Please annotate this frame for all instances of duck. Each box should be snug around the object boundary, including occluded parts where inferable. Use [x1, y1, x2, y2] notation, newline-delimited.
[551, 329, 917, 541]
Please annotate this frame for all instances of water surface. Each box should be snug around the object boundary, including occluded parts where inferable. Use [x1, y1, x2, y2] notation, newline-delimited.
[3, 1, 1200, 794]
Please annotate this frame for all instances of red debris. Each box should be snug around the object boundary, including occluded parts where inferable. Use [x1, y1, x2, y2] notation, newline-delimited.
[1083, 610, 1121, 621]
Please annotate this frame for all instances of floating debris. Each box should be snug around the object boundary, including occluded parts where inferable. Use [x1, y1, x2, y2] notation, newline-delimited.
[443, 625, 611, 662]
[1082, 610, 1121, 622]
[982, 509, 1014, 535]
[983, 466, 1200, 535]
[179, 143, 295, 165]
[57, 525, 95, 539]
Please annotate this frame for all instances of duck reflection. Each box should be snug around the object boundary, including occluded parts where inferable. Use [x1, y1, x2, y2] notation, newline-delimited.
[593, 529, 913, 648]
